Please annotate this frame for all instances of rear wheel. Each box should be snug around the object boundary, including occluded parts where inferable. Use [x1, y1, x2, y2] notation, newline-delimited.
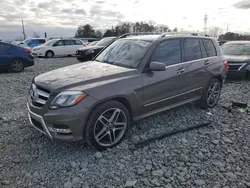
[198, 78, 221, 109]
[45, 51, 54, 58]
[10, 59, 24, 72]
[85, 101, 130, 150]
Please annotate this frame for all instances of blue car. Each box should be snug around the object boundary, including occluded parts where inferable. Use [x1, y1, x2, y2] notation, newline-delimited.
[0, 42, 34, 72]
[20, 38, 46, 48]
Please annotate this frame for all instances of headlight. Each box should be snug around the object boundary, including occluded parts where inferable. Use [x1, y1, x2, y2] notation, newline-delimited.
[85, 49, 95, 55]
[49, 91, 87, 109]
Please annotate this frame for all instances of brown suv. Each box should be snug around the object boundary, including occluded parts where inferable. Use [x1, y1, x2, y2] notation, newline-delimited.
[27, 33, 228, 150]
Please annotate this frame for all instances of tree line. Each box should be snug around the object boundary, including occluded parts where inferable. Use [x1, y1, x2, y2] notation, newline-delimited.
[75, 22, 178, 38]
[218, 32, 250, 41]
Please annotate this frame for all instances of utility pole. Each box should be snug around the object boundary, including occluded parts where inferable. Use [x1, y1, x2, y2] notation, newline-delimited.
[226, 24, 229, 32]
[22, 19, 26, 40]
[204, 14, 208, 34]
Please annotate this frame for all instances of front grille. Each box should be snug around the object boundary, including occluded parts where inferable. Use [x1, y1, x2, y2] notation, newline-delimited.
[30, 84, 50, 107]
[31, 117, 43, 131]
[228, 62, 246, 71]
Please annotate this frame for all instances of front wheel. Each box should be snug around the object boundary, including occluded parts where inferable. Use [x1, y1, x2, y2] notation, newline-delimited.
[45, 51, 54, 58]
[198, 78, 221, 109]
[85, 101, 130, 150]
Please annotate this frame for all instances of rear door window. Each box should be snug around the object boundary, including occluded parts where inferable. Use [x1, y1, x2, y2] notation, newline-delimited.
[199, 40, 207, 58]
[151, 39, 182, 66]
[39, 39, 46, 44]
[203, 39, 216, 57]
[183, 38, 202, 61]
[64, 40, 75, 46]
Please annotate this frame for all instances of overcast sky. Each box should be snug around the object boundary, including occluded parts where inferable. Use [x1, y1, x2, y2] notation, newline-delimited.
[1, 0, 250, 40]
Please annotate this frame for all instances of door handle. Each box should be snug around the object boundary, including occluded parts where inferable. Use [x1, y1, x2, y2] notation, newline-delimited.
[204, 60, 210, 65]
[177, 67, 185, 74]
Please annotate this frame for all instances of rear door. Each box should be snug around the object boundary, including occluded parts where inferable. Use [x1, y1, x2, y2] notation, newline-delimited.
[0, 43, 11, 68]
[64, 40, 76, 55]
[73, 40, 84, 53]
[180, 38, 209, 99]
[52, 40, 65, 55]
[142, 39, 189, 113]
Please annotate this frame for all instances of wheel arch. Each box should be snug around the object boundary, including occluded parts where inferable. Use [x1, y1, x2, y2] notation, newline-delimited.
[83, 95, 133, 134]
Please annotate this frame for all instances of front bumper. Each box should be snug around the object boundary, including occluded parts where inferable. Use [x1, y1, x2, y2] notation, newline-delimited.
[27, 95, 97, 142]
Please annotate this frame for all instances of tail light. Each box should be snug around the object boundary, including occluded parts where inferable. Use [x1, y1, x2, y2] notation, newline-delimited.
[83, 44, 86, 47]
[224, 60, 228, 72]
[24, 49, 32, 54]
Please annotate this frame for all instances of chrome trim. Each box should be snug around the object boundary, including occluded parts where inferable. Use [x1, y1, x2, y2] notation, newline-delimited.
[165, 57, 214, 69]
[36, 88, 50, 98]
[27, 103, 53, 139]
[135, 96, 201, 121]
[144, 87, 202, 107]
[238, 63, 247, 70]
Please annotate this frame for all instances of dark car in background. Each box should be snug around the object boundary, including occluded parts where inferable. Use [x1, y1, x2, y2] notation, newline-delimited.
[0, 42, 34, 72]
[87, 41, 98, 46]
[221, 41, 250, 78]
[76, 37, 116, 62]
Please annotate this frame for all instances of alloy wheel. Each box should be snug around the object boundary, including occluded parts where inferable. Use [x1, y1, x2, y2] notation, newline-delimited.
[94, 108, 127, 147]
[206, 82, 220, 107]
[11, 60, 24, 72]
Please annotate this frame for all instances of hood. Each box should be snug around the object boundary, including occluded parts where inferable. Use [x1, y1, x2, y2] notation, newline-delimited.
[78, 45, 104, 51]
[224, 55, 250, 63]
[34, 61, 138, 93]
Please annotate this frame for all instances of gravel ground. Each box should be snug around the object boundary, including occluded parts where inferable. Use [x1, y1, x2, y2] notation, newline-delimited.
[0, 57, 250, 188]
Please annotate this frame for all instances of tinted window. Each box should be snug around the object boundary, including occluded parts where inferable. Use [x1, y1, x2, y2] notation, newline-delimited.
[96, 37, 115, 46]
[53, 40, 64, 46]
[64, 40, 75, 45]
[203, 39, 216, 57]
[221, 43, 250, 56]
[95, 39, 152, 69]
[39, 39, 46, 44]
[151, 39, 181, 66]
[183, 39, 201, 61]
[0, 43, 10, 51]
[75, 40, 83, 45]
[199, 40, 207, 58]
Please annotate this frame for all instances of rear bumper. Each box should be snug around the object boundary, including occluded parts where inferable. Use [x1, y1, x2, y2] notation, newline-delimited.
[24, 59, 34, 67]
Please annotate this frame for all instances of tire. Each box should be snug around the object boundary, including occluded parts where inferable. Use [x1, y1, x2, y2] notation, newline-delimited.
[85, 101, 130, 150]
[10, 59, 24, 73]
[198, 78, 221, 109]
[45, 51, 54, 58]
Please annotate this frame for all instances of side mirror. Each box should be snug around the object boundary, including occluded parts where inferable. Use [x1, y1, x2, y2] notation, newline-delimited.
[149, 61, 166, 71]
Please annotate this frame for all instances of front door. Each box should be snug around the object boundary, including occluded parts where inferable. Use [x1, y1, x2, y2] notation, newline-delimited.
[142, 39, 190, 114]
[64, 40, 76, 55]
[52, 40, 65, 56]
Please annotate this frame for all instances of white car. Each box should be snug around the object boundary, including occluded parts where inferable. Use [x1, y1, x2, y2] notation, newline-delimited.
[32, 39, 85, 58]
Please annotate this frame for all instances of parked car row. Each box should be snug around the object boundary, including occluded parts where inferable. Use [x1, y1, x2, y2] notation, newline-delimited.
[27, 33, 228, 150]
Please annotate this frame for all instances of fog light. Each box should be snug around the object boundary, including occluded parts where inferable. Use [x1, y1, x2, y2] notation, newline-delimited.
[48, 127, 72, 133]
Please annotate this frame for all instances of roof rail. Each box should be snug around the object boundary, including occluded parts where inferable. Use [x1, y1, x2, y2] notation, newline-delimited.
[159, 32, 210, 38]
[118, 32, 162, 39]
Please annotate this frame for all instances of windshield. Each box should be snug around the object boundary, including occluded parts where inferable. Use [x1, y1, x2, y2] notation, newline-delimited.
[221, 43, 250, 56]
[95, 39, 152, 68]
[44, 39, 57, 46]
[96, 37, 115, 46]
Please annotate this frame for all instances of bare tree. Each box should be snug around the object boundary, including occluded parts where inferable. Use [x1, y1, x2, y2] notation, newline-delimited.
[208, 27, 223, 39]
